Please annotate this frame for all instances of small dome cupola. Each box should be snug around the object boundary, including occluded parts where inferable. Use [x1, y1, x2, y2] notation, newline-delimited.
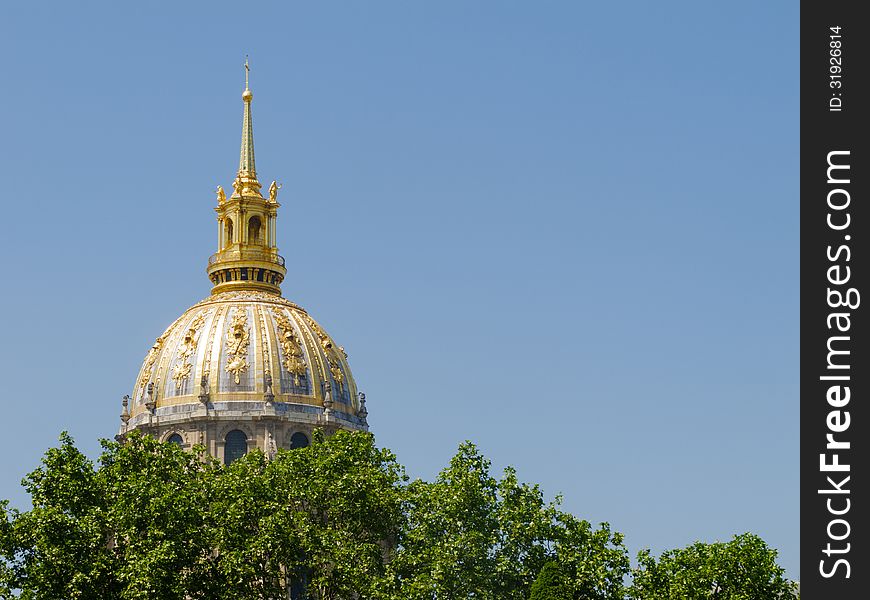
[207, 59, 287, 295]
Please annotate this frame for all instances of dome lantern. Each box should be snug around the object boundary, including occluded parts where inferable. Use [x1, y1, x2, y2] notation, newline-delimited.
[207, 59, 287, 295]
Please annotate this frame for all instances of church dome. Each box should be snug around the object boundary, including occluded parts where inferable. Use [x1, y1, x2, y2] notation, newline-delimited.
[126, 289, 362, 431]
[119, 63, 368, 455]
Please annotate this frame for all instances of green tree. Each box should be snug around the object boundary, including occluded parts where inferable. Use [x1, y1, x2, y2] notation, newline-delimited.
[529, 561, 572, 600]
[385, 442, 501, 599]
[203, 447, 291, 599]
[2, 432, 121, 598]
[2, 433, 792, 600]
[0, 432, 216, 599]
[0, 430, 406, 599]
[629, 533, 798, 600]
[100, 432, 218, 599]
[383, 443, 629, 600]
[259, 429, 406, 600]
[494, 468, 629, 600]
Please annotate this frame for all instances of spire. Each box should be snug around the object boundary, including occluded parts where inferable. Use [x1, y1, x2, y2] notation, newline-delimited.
[234, 57, 260, 197]
[208, 60, 286, 295]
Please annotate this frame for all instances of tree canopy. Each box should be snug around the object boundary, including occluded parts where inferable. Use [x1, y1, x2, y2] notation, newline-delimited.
[0, 432, 794, 599]
[629, 533, 798, 600]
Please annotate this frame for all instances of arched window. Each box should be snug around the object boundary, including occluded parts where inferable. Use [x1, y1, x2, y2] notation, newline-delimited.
[248, 216, 262, 244]
[290, 431, 310, 450]
[167, 433, 183, 446]
[224, 429, 248, 465]
[225, 219, 234, 246]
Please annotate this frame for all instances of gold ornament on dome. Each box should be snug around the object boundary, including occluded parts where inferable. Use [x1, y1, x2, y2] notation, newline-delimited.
[225, 309, 251, 384]
[329, 359, 344, 393]
[268, 180, 281, 203]
[274, 311, 307, 386]
[216, 185, 226, 204]
[192, 290, 299, 310]
[306, 316, 325, 340]
[307, 316, 339, 354]
[306, 315, 347, 391]
[171, 311, 207, 389]
[138, 336, 164, 390]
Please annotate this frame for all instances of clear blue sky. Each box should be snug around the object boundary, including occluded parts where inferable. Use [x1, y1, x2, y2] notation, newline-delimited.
[0, 0, 798, 579]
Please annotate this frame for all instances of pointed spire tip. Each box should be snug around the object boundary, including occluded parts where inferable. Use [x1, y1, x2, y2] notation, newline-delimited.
[236, 57, 258, 188]
[243, 56, 252, 101]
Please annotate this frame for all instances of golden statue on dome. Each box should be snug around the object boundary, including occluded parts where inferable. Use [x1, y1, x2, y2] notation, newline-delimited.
[268, 180, 281, 203]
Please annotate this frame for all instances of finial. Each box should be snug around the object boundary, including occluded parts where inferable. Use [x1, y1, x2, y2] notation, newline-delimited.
[198, 372, 210, 403]
[243, 56, 252, 102]
[144, 382, 155, 412]
[323, 382, 333, 417]
[120, 395, 130, 425]
[264, 370, 275, 404]
[357, 392, 368, 424]
[237, 57, 257, 182]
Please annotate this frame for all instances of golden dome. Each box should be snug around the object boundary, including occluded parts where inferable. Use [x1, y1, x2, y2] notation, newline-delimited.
[126, 290, 362, 430]
[120, 62, 368, 444]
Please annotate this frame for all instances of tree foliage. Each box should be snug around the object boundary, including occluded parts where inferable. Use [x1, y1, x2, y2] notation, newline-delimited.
[629, 533, 798, 600]
[0, 433, 793, 599]
[0, 431, 405, 599]
[381, 442, 629, 600]
[529, 561, 573, 600]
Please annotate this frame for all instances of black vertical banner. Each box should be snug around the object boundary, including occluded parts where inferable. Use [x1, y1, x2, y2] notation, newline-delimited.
[802, 2, 869, 598]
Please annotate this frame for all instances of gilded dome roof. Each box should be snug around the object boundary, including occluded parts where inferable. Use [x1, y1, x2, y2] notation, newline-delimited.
[120, 65, 368, 440]
[127, 290, 360, 428]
